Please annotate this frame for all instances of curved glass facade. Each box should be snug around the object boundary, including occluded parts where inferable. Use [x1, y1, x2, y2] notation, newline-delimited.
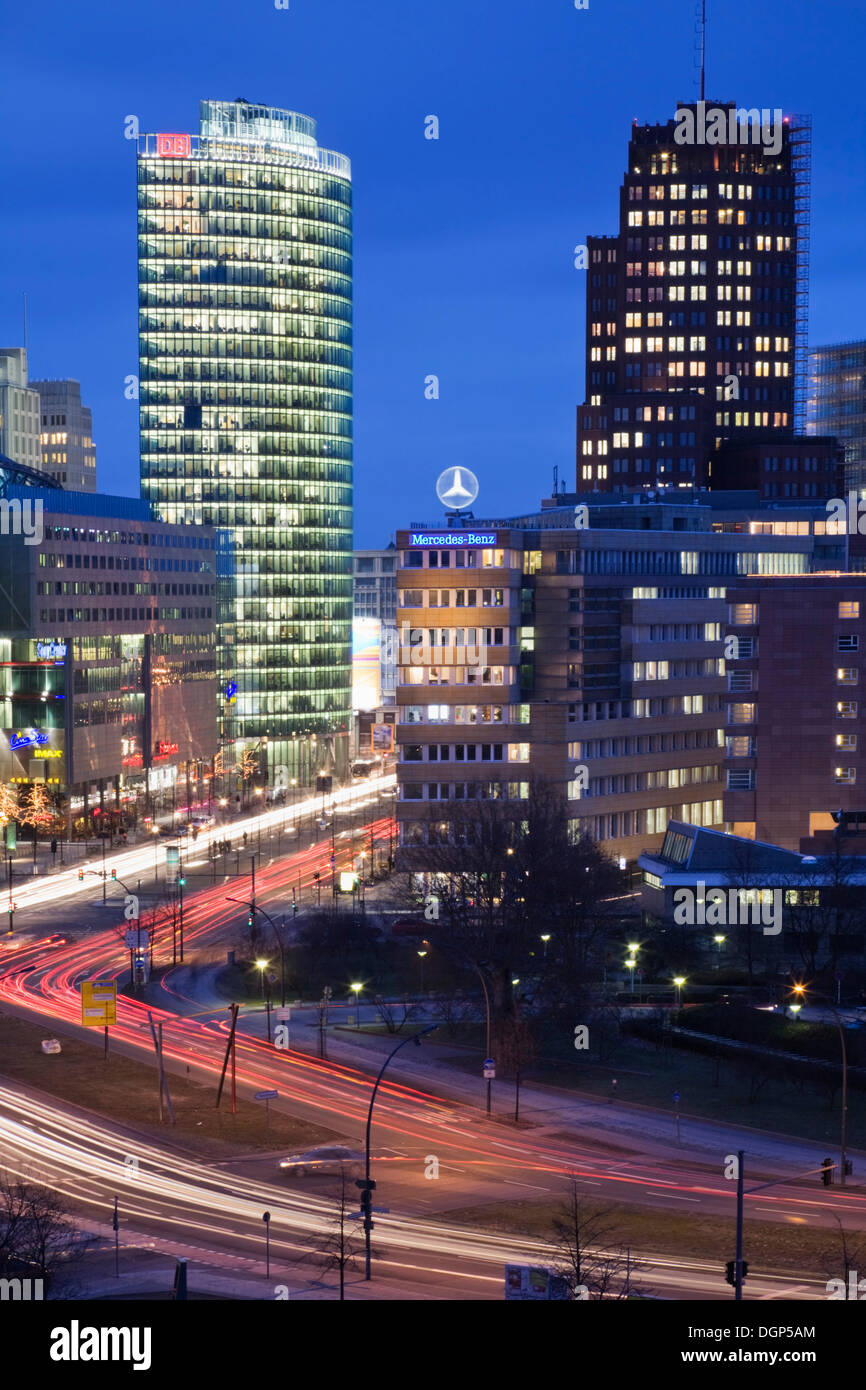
[138, 99, 352, 764]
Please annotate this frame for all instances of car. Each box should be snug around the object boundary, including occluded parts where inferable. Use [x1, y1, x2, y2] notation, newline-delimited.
[392, 918, 428, 937]
[279, 1145, 365, 1177]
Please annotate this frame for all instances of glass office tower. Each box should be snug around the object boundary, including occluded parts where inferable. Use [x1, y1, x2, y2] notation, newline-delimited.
[138, 99, 352, 782]
[808, 340, 866, 492]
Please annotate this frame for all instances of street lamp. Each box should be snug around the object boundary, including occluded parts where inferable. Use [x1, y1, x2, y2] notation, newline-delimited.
[417, 949, 427, 993]
[790, 983, 848, 1185]
[625, 958, 637, 994]
[540, 933, 551, 960]
[673, 975, 686, 1008]
[627, 942, 640, 955]
[151, 824, 160, 881]
[256, 958, 269, 1000]
[714, 934, 726, 952]
[350, 981, 363, 1026]
[362, 1023, 438, 1280]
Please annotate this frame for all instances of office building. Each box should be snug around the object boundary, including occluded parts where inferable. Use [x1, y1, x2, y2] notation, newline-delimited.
[808, 340, 866, 492]
[576, 102, 813, 492]
[0, 487, 218, 827]
[0, 349, 41, 472]
[394, 492, 838, 870]
[137, 98, 353, 783]
[32, 379, 98, 491]
[723, 572, 866, 851]
[353, 545, 397, 622]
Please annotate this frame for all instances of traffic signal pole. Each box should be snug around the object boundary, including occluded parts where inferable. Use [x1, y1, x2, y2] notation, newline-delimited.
[730, 1152, 843, 1298]
[734, 1148, 745, 1301]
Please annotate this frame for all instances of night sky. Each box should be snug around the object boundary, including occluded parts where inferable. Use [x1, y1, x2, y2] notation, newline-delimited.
[2, 0, 864, 544]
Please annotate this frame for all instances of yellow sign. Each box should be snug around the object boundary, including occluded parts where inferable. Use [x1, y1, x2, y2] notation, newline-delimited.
[33, 749, 62, 759]
[80, 980, 117, 1027]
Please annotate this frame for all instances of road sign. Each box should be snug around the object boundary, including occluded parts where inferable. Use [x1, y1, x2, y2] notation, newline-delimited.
[255, 1089, 279, 1101]
[124, 928, 150, 952]
[672, 1091, 680, 1103]
[274, 1007, 291, 1022]
[483, 1057, 496, 1079]
[80, 980, 117, 1027]
[166, 846, 179, 884]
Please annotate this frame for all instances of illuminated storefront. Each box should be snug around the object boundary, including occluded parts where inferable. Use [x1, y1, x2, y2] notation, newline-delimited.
[0, 488, 218, 827]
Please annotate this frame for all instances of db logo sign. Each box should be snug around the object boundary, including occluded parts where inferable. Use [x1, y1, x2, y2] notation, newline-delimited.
[156, 133, 191, 157]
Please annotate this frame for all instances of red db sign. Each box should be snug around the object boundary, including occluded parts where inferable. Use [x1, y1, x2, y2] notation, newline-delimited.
[156, 133, 191, 157]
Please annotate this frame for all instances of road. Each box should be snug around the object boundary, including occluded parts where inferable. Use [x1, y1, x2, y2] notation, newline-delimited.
[0, 797, 862, 1299]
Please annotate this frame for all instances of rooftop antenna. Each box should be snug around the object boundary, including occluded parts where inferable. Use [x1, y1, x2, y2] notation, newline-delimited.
[696, 0, 707, 101]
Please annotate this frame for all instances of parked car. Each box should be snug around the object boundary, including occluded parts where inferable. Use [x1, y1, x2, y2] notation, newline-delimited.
[279, 1145, 364, 1177]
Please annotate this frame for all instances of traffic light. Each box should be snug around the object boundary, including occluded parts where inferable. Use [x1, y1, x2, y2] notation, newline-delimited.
[78, 869, 84, 881]
[111, 869, 117, 880]
[292, 902, 298, 917]
[845, 1159, 854, 1177]
[725, 1260, 749, 1286]
[248, 911, 254, 929]
[355, 1176, 376, 1220]
[822, 1157, 834, 1187]
[178, 876, 186, 887]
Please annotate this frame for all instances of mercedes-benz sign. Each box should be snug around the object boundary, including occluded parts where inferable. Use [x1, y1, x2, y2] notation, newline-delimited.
[436, 466, 479, 511]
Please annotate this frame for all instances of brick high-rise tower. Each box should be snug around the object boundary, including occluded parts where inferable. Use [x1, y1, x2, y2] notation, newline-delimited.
[577, 102, 817, 495]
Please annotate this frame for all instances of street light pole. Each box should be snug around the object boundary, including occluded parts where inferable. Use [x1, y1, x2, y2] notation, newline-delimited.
[362, 1024, 438, 1280]
[791, 985, 848, 1186]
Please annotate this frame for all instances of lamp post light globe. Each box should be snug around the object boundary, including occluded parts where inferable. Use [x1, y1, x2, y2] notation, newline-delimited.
[350, 981, 363, 1024]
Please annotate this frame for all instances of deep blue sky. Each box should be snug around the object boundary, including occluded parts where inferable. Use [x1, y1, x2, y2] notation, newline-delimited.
[2, 0, 864, 545]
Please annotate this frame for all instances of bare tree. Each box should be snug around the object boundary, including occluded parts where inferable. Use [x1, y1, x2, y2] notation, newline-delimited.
[823, 1216, 866, 1292]
[312, 1169, 362, 1300]
[551, 1179, 649, 1300]
[0, 1173, 82, 1290]
[419, 780, 623, 1034]
[373, 996, 419, 1035]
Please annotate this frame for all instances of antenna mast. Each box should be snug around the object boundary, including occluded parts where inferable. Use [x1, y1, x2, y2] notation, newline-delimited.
[699, 0, 707, 102]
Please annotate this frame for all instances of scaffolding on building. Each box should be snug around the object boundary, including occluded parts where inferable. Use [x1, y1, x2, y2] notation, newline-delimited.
[789, 115, 812, 435]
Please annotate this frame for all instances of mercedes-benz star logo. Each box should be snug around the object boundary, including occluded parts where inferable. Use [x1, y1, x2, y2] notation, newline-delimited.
[436, 467, 479, 510]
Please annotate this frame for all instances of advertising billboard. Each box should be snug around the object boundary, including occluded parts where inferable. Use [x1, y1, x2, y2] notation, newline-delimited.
[504, 1265, 571, 1300]
[352, 617, 381, 712]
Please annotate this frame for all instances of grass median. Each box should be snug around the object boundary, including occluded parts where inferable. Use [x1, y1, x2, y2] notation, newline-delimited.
[438, 1197, 851, 1279]
[0, 1010, 338, 1159]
